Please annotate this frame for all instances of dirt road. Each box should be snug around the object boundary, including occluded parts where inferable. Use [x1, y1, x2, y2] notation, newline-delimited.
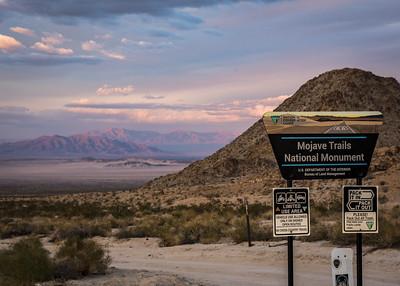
[103, 238, 400, 286]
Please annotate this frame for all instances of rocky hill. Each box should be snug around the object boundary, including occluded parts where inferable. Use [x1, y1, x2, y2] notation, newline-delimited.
[275, 68, 400, 146]
[137, 68, 400, 193]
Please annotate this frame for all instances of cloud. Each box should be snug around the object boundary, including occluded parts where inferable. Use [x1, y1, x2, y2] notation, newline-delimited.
[0, 106, 30, 113]
[144, 95, 164, 100]
[41, 32, 65, 45]
[168, 12, 203, 30]
[31, 32, 73, 55]
[2, 1, 272, 19]
[96, 84, 134, 96]
[121, 38, 173, 49]
[100, 50, 125, 60]
[95, 33, 112, 40]
[148, 29, 180, 39]
[0, 54, 101, 65]
[0, 34, 23, 52]
[0, 105, 37, 127]
[10, 26, 35, 36]
[64, 94, 289, 122]
[31, 42, 73, 55]
[81, 40, 102, 51]
[81, 39, 125, 60]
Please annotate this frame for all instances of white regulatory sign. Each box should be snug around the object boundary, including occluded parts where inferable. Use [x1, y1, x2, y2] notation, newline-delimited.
[273, 187, 310, 237]
[343, 186, 378, 233]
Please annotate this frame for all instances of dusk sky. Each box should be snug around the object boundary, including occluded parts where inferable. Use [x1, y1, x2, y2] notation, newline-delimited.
[0, 0, 399, 140]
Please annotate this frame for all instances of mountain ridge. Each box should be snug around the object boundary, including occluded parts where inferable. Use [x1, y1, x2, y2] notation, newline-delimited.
[0, 129, 235, 159]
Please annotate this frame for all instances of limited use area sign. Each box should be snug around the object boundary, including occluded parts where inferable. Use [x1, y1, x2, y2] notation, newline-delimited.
[343, 186, 378, 233]
[263, 111, 383, 180]
[273, 187, 310, 237]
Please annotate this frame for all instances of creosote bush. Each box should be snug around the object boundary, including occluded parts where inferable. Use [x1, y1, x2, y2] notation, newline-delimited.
[0, 236, 111, 285]
[54, 236, 111, 279]
[51, 220, 111, 241]
[230, 217, 272, 244]
[0, 237, 53, 285]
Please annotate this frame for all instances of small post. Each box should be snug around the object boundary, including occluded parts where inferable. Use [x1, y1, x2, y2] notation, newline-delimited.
[356, 177, 363, 286]
[244, 198, 252, 247]
[287, 179, 294, 286]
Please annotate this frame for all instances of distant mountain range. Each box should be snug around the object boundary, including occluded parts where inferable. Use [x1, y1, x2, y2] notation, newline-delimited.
[0, 129, 235, 159]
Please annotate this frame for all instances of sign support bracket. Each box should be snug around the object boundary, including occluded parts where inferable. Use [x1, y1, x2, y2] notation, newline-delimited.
[287, 179, 294, 286]
[356, 177, 363, 286]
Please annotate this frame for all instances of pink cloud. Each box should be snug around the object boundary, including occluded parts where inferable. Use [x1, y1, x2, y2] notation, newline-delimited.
[10, 26, 35, 36]
[31, 32, 73, 55]
[96, 84, 134, 96]
[81, 39, 125, 60]
[65, 94, 288, 123]
[31, 42, 73, 55]
[0, 34, 23, 52]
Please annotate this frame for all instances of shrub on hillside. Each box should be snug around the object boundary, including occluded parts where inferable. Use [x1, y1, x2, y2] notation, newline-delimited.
[0, 221, 34, 239]
[0, 220, 53, 239]
[364, 216, 400, 248]
[51, 221, 111, 241]
[0, 237, 53, 285]
[230, 218, 272, 244]
[116, 226, 146, 239]
[299, 221, 329, 242]
[54, 237, 111, 279]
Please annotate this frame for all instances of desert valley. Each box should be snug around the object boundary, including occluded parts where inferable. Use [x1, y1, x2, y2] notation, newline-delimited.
[0, 68, 399, 285]
[2, 1, 400, 285]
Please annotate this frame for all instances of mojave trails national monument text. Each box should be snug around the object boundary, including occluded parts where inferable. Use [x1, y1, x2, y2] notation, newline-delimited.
[284, 140, 365, 163]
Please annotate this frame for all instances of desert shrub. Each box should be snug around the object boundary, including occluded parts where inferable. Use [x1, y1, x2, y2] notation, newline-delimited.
[116, 226, 146, 239]
[364, 216, 400, 248]
[299, 221, 329, 242]
[0, 200, 106, 219]
[0, 219, 54, 239]
[108, 204, 135, 218]
[379, 194, 388, 204]
[52, 221, 111, 241]
[0, 222, 34, 238]
[230, 218, 272, 244]
[329, 215, 400, 248]
[0, 237, 53, 285]
[248, 202, 272, 217]
[54, 237, 110, 279]
[390, 205, 400, 220]
[329, 222, 355, 246]
[107, 217, 132, 228]
[115, 211, 235, 246]
[178, 212, 229, 245]
[312, 198, 341, 218]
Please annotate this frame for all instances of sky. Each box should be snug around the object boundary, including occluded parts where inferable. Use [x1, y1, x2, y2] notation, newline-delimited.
[0, 0, 399, 140]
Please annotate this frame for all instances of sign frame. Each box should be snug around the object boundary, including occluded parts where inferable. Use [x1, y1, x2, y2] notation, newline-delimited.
[342, 185, 378, 234]
[263, 111, 383, 180]
[273, 187, 310, 237]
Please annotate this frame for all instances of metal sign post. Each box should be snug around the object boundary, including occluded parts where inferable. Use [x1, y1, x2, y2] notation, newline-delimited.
[243, 198, 252, 247]
[342, 181, 379, 286]
[356, 177, 363, 286]
[273, 182, 310, 286]
[287, 180, 294, 286]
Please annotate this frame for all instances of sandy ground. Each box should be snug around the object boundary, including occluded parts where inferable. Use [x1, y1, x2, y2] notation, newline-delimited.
[3, 237, 397, 286]
[101, 238, 400, 286]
